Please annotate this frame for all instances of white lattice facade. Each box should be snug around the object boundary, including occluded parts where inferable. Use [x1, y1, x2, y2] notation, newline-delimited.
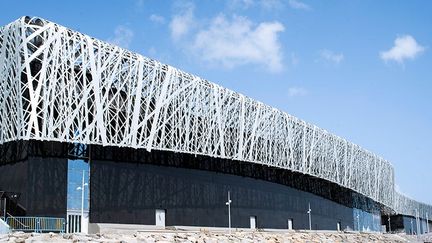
[0, 16, 430, 219]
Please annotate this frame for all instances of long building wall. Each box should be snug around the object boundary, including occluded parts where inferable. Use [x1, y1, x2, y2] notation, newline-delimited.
[89, 143, 384, 230]
[90, 159, 357, 230]
[0, 16, 431, 218]
[0, 140, 379, 230]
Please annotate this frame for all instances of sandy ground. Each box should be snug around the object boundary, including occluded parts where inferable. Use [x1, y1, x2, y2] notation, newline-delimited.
[2, 230, 431, 243]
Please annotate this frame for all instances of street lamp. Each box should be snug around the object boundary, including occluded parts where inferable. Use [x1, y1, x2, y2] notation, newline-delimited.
[2, 197, 6, 220]
[225, 191, 232, 234]
[356, 213, 360, 232]
[307, 203, 312, 230]
[388, 216, 391, 232]
[427, 212, 430, 233]
[415, 209, 421, 236]
[76, 170, 88, 232]
[411, 218, 414, 235]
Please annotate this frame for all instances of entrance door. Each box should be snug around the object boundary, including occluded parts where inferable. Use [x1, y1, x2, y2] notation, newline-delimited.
[250, 216, 256, 229]
[155, 209, 166, 227]
[337, 222, 341, 231]
[288, 219, 293, 230]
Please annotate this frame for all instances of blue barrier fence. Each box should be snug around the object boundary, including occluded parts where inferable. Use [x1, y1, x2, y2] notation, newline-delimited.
[6, 216, 65, 233]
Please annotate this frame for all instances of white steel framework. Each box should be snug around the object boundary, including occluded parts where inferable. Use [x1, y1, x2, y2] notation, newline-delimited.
[0, 16, 430, 219]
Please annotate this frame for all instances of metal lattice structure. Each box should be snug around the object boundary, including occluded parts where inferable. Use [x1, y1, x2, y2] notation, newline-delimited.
[0, 16, 430, 219]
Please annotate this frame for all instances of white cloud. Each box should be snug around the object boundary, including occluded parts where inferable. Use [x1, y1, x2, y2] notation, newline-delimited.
[192, 15, 285, 72]
[228, 0, 255, 9]
[150, 14, 165, 24]
[108, 26, 134, 49]
[288, 87, 308, 97]
[380, 35, 425, 63]
[288, 0, 310, 10]
[228, 0, 302, 11]
[169, 4, 195, 41]
[260, 0, 284, 10]
[319, 49, 344, 64]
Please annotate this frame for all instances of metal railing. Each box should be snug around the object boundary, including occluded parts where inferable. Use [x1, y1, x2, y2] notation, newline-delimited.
[6, 215, 65, 233]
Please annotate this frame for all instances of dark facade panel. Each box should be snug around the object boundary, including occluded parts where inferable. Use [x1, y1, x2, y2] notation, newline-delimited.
[88, 144, 384, 215]
[0, 140, 385, 215]
[0, 156, 67, 218]
[386, 214, 432, 234]
[90, 159, 355, 230]
[0, 140, 384, 230]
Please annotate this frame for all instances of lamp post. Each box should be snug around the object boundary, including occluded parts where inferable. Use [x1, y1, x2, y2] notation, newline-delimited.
[76, 170, 88, 232]
[225, 191, 232, 234]
[356, 213, 360, 232]
[3, 197, 6, 220]
[388, 216, 391, 233]
[427, 212, 430, 233]
[411, 219, 414, 235]
[415, 209, 420, 236]
[307, 203, 312, 230]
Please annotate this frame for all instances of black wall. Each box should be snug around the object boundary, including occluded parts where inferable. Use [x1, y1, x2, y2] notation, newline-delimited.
[390, 215, 431, 234]
[90, 160, 355, 230]
[89, 145, 384, 215]
[0, 140, 385, 230]
[0, 157, 67, 218]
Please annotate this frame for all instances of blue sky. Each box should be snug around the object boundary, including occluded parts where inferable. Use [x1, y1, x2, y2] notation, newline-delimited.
[1, 0, 431, 204]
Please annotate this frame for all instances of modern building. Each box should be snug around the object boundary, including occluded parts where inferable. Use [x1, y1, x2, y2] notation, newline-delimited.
[0, 16, 431, 234]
